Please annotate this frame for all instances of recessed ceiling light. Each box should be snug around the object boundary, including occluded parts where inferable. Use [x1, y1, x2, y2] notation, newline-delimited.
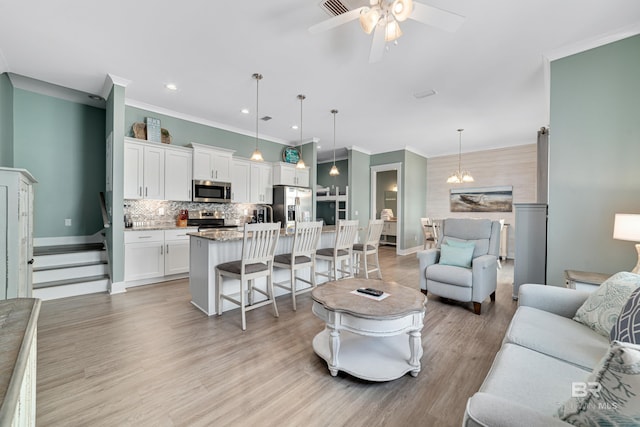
[291, 125, 299, 130]
[241, 108, 250, 114]
[165, 83, 178, 91]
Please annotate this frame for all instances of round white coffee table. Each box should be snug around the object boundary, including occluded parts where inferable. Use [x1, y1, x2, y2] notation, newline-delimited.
[311, 278, 427, 381]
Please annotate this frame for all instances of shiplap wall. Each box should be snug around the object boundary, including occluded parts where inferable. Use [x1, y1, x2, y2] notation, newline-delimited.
[426, 144, 537, 258]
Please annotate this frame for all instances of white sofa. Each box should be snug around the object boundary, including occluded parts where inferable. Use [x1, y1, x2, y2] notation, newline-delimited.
[463, 284, 611, 426]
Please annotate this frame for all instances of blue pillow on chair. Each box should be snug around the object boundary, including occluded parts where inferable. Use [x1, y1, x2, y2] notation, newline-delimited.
[439, 241, 475, 268]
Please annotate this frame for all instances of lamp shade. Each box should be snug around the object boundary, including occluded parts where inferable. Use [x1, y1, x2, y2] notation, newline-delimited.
[359, 7, 381, 34]
[613, 214, 640, 242]
[392, 0, 413, 22]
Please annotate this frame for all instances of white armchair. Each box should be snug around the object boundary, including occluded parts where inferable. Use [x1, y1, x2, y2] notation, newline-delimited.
[417, 218, 501, 314]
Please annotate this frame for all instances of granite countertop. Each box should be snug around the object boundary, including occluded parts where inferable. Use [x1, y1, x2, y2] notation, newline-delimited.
[125, 225, 199, 232]
[189, 225, 337, 242]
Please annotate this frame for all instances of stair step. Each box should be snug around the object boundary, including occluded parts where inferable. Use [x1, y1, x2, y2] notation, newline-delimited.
[33, 262, 109, 283]
[35, 250, 107, 269]
[33, 276, 110, 301]
[33, 260, 107, 272]
[34, 242, 105, 256]
[33, 274, 110, 289]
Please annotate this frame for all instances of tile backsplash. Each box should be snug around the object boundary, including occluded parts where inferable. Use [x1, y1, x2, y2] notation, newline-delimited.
[124, 200, 257, 228]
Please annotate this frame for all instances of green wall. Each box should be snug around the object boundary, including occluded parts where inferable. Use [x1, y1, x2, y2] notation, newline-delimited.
[0, 73, 13, 167]
[12, 89, 106, 238]
[348, 149, 370, 228]
[126, 106, 287, 162]
[403, 150, 428, 249]
[548, 35, 640, 284]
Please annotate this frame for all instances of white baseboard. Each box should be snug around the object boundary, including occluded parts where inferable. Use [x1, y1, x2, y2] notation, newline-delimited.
[109, 281, 127, 294]
[397, 245, 422, 256]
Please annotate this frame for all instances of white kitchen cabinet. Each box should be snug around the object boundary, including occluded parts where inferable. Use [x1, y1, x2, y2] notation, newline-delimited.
[273, 162, 309, 187]
[164, 146, 193, 201]
[123, 139, 165, 200]
[0, 168, 36, 300]
[124, 229, 195, 282]
[124, 230, 165, 281]
[250, 162, 273, 204]
[231, 159, 251, 203]
[190, 143, 234, 182]
[164, 229, 191, 275]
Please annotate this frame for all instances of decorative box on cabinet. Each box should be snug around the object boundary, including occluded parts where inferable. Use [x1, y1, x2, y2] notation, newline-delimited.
[0, 168, 37, 300]
[189, 143, 234, 182]
[273, 162, 309, 187]
[513, 203, 548, 299]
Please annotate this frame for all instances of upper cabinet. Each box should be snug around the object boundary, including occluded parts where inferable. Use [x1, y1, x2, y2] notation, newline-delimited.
[124, 140, 165, 200]
[164, 146, 193, 202]
[250, 162, 273, 204]
[190, 143, 234, 182]
[273, 162, 309, 187]
[124, 138, 192, 201]
[231, 159, 251, 203]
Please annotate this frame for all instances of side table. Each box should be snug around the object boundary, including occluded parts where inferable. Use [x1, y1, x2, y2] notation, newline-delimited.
[564, 270, 611, 292]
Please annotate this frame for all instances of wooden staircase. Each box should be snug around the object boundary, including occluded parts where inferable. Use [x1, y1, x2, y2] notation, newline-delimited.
[32, 242, 110, 300]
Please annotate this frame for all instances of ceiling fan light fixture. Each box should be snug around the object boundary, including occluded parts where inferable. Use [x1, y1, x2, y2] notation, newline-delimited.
[359, 7, 381, 34]
[392, 0, 413, 22]
[384, 17, 403, 42]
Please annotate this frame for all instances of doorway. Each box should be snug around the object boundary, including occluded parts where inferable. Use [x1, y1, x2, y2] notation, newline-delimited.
[370, 163, 402, 254]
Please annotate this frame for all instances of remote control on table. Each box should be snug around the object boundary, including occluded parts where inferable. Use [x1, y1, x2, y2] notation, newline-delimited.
[357, 287, 384, 297]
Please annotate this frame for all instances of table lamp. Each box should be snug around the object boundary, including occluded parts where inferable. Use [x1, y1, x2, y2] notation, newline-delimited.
[613, 213, 640, 274]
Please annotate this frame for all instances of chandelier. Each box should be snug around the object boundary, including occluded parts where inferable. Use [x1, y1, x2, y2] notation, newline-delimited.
[359, 0, 414, 42]
[446, 129, 474, 184]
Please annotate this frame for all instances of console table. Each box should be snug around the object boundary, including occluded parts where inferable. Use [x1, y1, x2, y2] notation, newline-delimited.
[311, 278, 426, 381]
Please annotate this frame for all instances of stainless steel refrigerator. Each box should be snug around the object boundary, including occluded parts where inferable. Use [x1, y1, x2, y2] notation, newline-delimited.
[272, 185, 313, 234]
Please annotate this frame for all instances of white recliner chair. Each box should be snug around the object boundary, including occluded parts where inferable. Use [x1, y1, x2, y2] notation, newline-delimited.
[417, 218, 501, 315]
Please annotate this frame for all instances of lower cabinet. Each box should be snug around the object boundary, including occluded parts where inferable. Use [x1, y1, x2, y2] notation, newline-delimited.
[124, 229, 195, 282]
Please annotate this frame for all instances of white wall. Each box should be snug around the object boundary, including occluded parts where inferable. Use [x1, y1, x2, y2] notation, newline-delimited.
[426, 144, 537, 258]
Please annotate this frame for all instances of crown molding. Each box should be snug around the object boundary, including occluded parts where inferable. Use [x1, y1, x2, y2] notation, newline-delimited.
[8, 73, 105, 109]
[348, 145, 372, 155]
[404, 145, 429, 158]
[101, 74, 130, 100]
[125, 98, 290, 146]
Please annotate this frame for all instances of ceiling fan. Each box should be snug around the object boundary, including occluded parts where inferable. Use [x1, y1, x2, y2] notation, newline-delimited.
[309, 0, 465, 63]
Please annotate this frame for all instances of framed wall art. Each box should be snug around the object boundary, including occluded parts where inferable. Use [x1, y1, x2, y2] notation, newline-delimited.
[450, 186, 513, 212]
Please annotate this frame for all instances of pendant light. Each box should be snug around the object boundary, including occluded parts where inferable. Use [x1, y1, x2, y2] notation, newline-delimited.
[295, 94, 306, 169]
[329, 109, 340, 176]
[446, 128, 474, 184]
[250, 73, 264, 162]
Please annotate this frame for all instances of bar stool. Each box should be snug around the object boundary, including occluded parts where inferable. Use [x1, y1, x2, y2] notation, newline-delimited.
[273, 221, 323, 311]
[353, 219, 385, 279]
[215, 222, 281, 331]
[316, 219, 359, 282]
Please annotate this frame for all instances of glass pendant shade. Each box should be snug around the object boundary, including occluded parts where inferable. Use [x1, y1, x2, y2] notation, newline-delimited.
[384, 17, 403, 42]
[296, 94, 306, 169]
[329, 109, 339, 177]
[251, 73, 264, 162]
[392, 0, 413, 21]
[359, 7, 381, 34]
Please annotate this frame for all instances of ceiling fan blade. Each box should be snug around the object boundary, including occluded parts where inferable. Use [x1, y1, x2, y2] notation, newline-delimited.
[410, 2, 465, 33]
[368, 23, 386, 63]
[308, 7, 365, 34]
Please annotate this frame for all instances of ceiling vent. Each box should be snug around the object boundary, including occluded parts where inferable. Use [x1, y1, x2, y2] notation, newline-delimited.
[319, 0, 365, 16]
[260, 116, 272, 121]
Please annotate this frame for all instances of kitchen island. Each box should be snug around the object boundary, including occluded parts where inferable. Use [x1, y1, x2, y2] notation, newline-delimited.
[188, 227, 337, 315]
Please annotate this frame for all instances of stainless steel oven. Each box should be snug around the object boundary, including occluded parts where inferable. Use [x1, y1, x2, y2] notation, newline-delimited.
[192, 180, 232, 203]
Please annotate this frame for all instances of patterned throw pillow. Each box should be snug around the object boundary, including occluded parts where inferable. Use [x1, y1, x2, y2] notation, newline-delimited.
[556, 341, 640, 425]
[610, 287, 640, 344]
[573, 272, 640, 337]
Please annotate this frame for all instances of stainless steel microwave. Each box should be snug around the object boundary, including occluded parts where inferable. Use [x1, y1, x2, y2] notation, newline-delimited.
[192, 180, 232, 203]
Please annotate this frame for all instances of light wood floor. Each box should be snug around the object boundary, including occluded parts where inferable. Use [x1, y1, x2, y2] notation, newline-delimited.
[36, 246, 518, 427]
